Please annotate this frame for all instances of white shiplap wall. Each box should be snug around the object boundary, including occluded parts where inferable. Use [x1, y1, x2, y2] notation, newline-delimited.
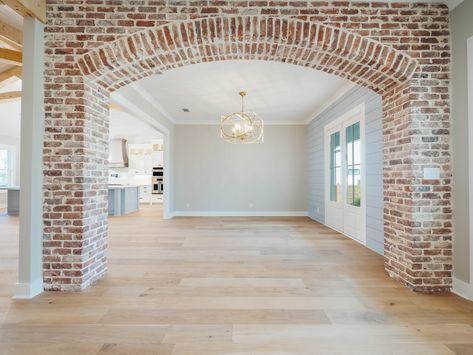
[308, 85, 384, 255]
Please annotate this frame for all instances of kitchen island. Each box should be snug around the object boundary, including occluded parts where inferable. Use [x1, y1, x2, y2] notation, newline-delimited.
[0, 187, 20, 215]
[1, 186, 140, 217]
[108, 185, 139, 216]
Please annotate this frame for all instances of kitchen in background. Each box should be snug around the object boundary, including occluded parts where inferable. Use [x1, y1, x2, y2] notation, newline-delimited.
[107, 105, 165, 216]
[110, 140, 164, 198]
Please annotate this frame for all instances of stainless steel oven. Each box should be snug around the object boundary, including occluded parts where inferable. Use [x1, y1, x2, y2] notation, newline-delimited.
[152, 167, 163, 195]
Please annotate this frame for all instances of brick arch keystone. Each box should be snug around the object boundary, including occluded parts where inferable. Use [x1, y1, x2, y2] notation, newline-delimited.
[76, 16, 418, 94]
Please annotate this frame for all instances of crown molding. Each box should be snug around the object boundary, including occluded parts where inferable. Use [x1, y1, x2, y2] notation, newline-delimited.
[444, 0, 464, 10]
[174, 120, 309, 125]
[304, 82, 356, 124]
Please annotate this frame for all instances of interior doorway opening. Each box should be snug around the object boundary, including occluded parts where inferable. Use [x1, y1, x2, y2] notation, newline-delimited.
[40, 15, 451, 293]
[106, 101, 168, 221]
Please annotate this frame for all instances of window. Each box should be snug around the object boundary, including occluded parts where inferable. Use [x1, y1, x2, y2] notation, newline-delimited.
[346, 122, 361, 207]
[0, 146, 14, 187]
[329, 131, 341, 202]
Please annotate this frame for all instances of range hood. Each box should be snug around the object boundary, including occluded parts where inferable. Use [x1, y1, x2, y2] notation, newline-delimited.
[109, 139, 129, 168]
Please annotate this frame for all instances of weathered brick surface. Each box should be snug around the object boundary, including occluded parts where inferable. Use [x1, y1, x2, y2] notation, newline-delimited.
[44, 1, 452, 292]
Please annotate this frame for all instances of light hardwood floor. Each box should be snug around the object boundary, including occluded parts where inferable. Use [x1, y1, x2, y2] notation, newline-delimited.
[1, 206, 473, 354]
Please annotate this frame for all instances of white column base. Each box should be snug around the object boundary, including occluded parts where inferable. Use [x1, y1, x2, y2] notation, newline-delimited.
[13, 279, 43, 299]
[452, 277, 473, 301]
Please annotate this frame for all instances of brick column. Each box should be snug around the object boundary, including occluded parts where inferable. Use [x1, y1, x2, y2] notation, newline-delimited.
[383, 79, 452, 292]
[43, 77, 109, 291]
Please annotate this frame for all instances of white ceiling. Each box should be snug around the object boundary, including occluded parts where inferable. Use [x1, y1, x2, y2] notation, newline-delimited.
[110, 109, 163, 144]
[134, 60, 351, 125]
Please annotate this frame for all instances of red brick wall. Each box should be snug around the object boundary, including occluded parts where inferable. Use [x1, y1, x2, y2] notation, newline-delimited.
[44, 1, 452, 292]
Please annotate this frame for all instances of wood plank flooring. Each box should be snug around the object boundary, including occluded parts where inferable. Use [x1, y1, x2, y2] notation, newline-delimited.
[1, 206, 473, 354]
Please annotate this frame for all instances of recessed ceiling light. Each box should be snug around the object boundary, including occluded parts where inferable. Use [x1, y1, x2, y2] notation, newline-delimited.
[182, 108, 190, 112]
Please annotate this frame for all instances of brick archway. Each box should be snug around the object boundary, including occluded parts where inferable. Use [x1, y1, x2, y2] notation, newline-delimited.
[77, 16, 417, 94]
[44, 9, 452, 293]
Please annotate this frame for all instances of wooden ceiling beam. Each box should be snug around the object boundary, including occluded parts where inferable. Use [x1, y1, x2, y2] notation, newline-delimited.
[0, 48, 22, 65]
[0, 66, 21, 88]
[0, 20, 22, 50]
[0, 0, 46, 23]
[0, 90, 21, 103]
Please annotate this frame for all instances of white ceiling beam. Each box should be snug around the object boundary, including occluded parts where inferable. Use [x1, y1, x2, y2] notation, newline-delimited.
[111, 91, 170, 135]
[128, 82, 176, 124]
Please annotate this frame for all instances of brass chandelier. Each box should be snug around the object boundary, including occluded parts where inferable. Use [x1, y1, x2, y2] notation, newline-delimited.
[220, 91, 264, 144]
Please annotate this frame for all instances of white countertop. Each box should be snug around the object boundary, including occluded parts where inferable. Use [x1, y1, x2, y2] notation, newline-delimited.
[0, 186, 20, 191]
[108, 185, 140, 190]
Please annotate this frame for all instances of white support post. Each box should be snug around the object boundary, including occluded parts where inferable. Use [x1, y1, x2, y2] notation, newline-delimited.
[14, 16, 44, 299]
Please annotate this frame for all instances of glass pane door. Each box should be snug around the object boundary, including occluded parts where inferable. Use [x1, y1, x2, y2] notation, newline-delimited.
[346, 122, 361, 207]
[329, 131, 341, 203]
[325, 111, 364, 244]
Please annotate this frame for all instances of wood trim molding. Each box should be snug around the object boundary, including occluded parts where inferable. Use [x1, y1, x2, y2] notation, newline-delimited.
[0, 0, 46, 23]
[0, 20, 22, 50]
[0, 48, 22, 66]
[0, 90, 21, 103]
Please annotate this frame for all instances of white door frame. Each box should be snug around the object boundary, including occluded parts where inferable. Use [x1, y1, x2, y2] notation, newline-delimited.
[467, 36, 473, 288]
[324, 103, 366, 245]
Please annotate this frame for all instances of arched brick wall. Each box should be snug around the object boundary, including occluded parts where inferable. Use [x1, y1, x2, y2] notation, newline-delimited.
[76, 17, 417, 93]
[44, 2, 452, 293]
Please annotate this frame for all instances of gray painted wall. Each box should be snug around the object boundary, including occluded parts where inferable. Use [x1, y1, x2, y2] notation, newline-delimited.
[174, 125, 307, 213]
[308, 86, 384, 255]
[452, 0, 473, 283]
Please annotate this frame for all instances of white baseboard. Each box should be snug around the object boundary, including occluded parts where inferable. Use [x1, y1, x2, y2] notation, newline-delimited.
[452, 277, 473, 301]
[171, 211, 309, 217]
[13, 279, 43, 299]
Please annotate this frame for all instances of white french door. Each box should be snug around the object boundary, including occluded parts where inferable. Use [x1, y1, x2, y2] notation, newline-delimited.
[325, 105, 365, 244]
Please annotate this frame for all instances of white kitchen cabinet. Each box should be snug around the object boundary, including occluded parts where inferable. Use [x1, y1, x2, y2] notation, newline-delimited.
[151, 150, 164, 167]
[128, 143, 164, 173]
[139, 185, 163, 204]
[139, 185, 152, 203]
[151, 194, 163, 204]
[128, 144, 153, 174]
